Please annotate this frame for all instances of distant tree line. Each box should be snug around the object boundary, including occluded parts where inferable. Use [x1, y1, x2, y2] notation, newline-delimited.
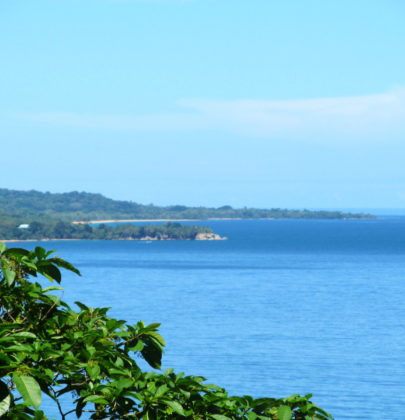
[0, 188, 372, 223]
[0, 221, 212, 241]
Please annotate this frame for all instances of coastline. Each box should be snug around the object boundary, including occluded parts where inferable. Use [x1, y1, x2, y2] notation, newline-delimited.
[1, 238, 81, 243]
[70, 216, 369, 224]
[0, 234, 227, 243]
[71, 218, 246, 224]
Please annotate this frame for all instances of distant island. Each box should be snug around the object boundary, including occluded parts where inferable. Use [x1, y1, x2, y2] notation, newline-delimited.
[0, 188, 373, 241]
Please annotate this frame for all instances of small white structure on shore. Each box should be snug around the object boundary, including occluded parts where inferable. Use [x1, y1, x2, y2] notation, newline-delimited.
[18, 224, 30, 229]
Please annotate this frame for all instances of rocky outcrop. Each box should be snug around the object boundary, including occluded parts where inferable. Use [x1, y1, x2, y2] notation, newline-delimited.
[195, 232, 227, 241]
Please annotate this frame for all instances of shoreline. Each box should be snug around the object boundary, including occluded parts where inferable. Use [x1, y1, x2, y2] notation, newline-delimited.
[71, 218, 246, 224]
[0, 236, 227, 243]
[1, 238, 83, 243]
[71, 216, 370, 224]
[71, 216, 370, 225]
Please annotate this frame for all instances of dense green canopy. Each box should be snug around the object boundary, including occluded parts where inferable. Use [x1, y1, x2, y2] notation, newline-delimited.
[0, 221, 213, 241]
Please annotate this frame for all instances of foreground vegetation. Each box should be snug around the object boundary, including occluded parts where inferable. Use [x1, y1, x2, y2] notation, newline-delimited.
[0, 188, 371, 222]
[0, 221, 213, 241]
[0, 245, 332, 419]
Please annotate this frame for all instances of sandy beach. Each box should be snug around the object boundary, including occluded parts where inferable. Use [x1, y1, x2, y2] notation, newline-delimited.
[71, 218, 245, 224]
[72, 219, 200, 224]
[0, 238, 80, 243]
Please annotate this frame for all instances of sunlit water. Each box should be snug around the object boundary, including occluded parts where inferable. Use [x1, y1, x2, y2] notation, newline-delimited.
[21, 218, 405, 419]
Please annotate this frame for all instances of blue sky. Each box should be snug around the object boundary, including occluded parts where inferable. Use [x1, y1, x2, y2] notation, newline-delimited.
[1, 0, 405, 208]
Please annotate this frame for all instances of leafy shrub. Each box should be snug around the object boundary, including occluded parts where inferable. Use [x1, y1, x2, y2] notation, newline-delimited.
[0, 244, 333, 419]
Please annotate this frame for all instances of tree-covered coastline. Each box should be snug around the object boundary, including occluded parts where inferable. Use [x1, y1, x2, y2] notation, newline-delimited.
[0, 188, 372, 223]
[0, 222, 215, 241]
[0, 188, 373, 241]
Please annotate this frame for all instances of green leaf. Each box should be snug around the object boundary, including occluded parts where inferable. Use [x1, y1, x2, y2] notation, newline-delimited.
[0, 243, 6, 254]
[45, 295, 61, 305]
[141, 342, 162, 369]
[12, 374, 42, 409]
[4, 247, 29, 257]
[83, 395, 109, 404]
[204, 384, 224, 391]
[11, 332, 37, 339]
[32, 409, 47, 419]
[144, 322, 161, 330]
[162, 400, 186, 416]
[75, 301, 89, 311]
[34, 247, 47, 259]
[0, 380, 11, 416]
[211, 415, 232, 420]
[2, 266, 16, 286]
[21, 257, 38, 271]
[42, 286, 63, 293]
[144, 331, 166, 347]
[49, 257, 81, 275]
[113, 378, 134, 390]
[155, 384, 168, 398]
[86, 364, 101, 380]
[4, 343, 33, 352]
[128, 341, 144, 352]
[0, 332, 37, 343]
[40, 264, 62, 283]
[277, 405, 292, 420]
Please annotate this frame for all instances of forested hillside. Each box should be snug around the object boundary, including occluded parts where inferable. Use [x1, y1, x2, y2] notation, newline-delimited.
[0, 188, 371, 222]
[0, 221, 214, 241]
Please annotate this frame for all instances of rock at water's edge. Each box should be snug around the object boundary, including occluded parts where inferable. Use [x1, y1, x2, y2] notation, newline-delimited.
[195, 232, 227, 240]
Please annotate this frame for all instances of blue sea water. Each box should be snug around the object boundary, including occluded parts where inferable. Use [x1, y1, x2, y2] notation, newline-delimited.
[21, 218, 405, 419]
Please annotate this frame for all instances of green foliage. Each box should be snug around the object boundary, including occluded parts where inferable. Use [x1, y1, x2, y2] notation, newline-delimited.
[0, 222, 213, 241]
[0, 188, 371, 224]
[0, 244, 333, 419]
[0, 187, 372, 241]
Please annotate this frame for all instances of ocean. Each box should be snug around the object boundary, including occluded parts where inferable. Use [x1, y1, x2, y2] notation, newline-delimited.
[18, 218, 405, 419]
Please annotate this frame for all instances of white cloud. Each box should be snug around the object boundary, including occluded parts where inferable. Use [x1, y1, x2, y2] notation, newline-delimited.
[17, 88, 405, 142]
[180, 88, 405, 140]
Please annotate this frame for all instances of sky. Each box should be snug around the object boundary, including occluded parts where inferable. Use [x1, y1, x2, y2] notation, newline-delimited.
[1, 0, 405, 209]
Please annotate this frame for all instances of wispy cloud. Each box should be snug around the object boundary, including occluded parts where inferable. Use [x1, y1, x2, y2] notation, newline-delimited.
[180, 88, 405, 141]
[18, 88, 405, 142]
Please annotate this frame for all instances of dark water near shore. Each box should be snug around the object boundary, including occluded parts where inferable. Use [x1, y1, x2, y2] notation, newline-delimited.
[23, 218, 405, 419]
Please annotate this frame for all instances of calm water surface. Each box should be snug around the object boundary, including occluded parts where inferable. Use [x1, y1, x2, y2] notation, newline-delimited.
[25, 218, 405, 419]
